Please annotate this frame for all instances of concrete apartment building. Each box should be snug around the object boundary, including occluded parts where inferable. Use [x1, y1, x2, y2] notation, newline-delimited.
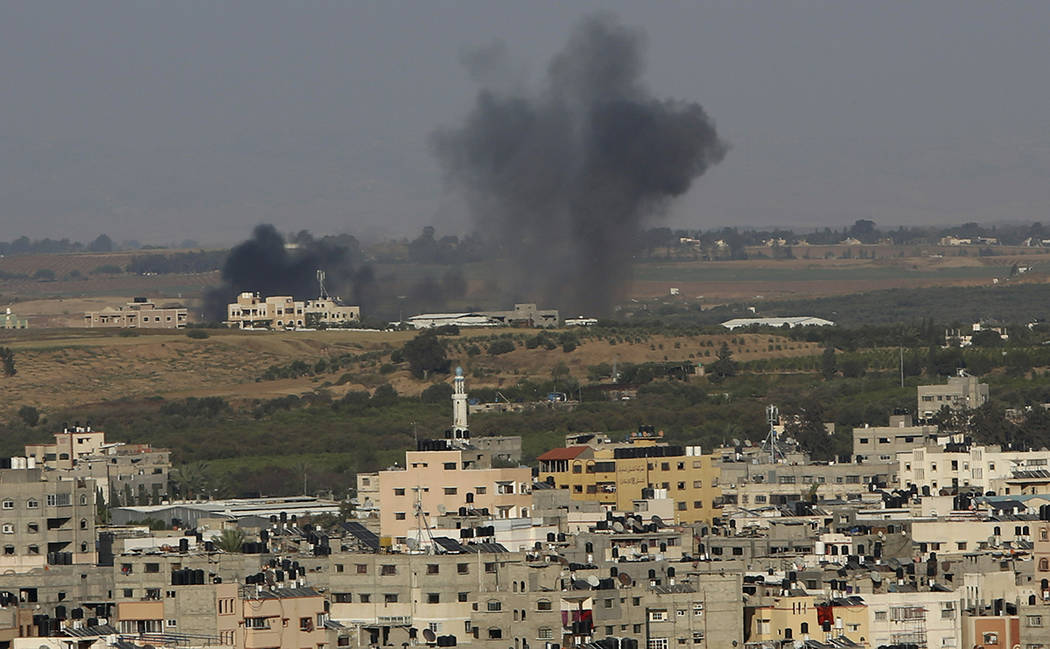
[83, 297, 188, 329]
[226, 291, 360, 329]
[917, 374, 989, 420]
[0, 466, 97, 573]
[537, 433, 723, 525]
[718, 458, 896, 509]
[852, 413, 942, 463]
[25, 426, 170, 506]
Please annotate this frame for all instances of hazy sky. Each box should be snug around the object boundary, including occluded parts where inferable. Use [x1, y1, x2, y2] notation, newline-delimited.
[2, 1, 1049, 244]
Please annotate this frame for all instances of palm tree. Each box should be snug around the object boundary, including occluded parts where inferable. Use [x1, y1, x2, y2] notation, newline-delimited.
[214, 528, 246, 553]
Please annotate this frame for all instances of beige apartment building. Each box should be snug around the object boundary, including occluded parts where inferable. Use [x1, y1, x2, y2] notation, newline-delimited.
[369, 447, 532, 543]
[25, 426, 170, 505]
[83, 297, 188, 328]
[225, 292, 360, 329]
[0, 466, 97, 573]
[115, 582, 335, 649]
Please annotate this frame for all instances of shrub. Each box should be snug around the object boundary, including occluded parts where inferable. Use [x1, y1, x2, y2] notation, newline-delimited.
[488, 339, 516, 355]
[186, 329, 209, 339]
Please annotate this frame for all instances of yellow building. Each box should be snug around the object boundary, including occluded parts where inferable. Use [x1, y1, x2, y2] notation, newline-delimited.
[537, 438, 722, 524]
[746, 592, 820, 645]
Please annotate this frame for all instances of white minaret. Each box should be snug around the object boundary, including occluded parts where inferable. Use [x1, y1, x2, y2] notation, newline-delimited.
[452, 366, 469, 440]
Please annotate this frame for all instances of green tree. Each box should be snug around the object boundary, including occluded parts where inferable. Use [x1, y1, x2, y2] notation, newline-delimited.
[214, 528, 246, 553]
[32, 268, 56, 281]
[370, 383, 398, 407]
[708, 343, 738, 383]
[487, 339, 516, 355]
[420, 382, 453, 403]
[839, 356, 867, 378]
[17, 405, 39, 426]
[821, 346, 837, 380]
[88, 233, 114, 252]
[401, 332, 449, 379]
[0, 347, 15, 377]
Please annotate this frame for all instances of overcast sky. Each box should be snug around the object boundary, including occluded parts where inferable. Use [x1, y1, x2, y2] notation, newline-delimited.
[2, 1, 1049, 245]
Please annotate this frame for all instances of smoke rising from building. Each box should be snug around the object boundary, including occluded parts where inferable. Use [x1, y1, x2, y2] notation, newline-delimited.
[203, 224, 374, 322]
[433, 13, 727, 315]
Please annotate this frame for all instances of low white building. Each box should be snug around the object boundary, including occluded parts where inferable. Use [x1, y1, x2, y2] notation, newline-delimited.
[226, 292, 360, 329]
[720, 316, 835, 330]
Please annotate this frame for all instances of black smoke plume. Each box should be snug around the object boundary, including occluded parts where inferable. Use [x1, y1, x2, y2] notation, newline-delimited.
[433, 13, 727, 316]
[202, 224, 374, 322]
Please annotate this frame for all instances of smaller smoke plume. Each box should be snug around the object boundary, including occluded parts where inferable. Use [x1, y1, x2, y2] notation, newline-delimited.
[203, 225, 471, 323]
[433, 13, 727, 316]
[203, 224, 373, 322]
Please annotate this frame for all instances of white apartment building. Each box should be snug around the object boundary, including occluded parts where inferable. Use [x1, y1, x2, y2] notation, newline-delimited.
[865, 590, 963, 649]
[898, 444, 1050, 494]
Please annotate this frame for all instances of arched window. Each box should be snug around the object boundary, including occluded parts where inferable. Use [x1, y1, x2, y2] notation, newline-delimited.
[537, 599, 552, 611]
[1039, 558, 1049, 572]
[0, 500, 12, 510]
[1041, 528, 1049, 541]
[521, 610, 526, 621]
[465, 492, 474, 504]
[800, 622, 809, 634]
[994, 526, 1001, 536]
[25, 499, 38, 509]
[80, 495, 88, 506]
[486, 600, 501, 612]
[80, 519, 88, 530]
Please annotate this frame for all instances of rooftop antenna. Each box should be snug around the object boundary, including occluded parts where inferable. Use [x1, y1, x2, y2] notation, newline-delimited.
[762, 404, 785, 464]
[316, 269, 328, 300]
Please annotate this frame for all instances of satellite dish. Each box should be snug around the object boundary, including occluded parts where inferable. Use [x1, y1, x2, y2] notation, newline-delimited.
[423, 629, 437, 643]
[651, 516, 663, 526]
[612, 522, 625, 533]
[618, 572, 633, 587]
[870, 571, 882, 582]
[437, 505, 447, 515]
[587, 575, 601, 588]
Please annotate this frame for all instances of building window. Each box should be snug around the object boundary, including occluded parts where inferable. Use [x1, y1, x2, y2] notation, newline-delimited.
[444, 487, 457, 495]
[395, 512, 406, 520]
[1, 500, 12, 510]
[245, 617, 269, 630]
[458, 592, 468, 602]
[444, 463, 457, 470]
[394, 488, 406, 496]
[26, 499, 38, 509]
[649, 611, 667, 622]
[28, 545, 39, 554]
[983, 633, 999, 645]
[427, 564, 440, 574]
[537, 599, 552, 611]
[384, 594, 398, 604]
[359, 594, 371, 603]
[167, 619, 177, 627]
[1, 525, 12, 534]
[458, 563, 469, 574]
[538, 628, 553, 640]
[145, 563, 159, 573]
[356, 564, 368, 574]
[485, 562, 496, 573]
[1027, 615, 1043, 627]
[427, 593, 440, 604]
[487, 600, 502, 612]
[488, 628, 502, 640]
[380, 565, 396, 576]
[648, 639, 669, 649]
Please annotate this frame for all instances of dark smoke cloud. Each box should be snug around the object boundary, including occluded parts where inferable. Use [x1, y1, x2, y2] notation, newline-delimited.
[203, 224, 374, 322]
[433, 13, 727, 316]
